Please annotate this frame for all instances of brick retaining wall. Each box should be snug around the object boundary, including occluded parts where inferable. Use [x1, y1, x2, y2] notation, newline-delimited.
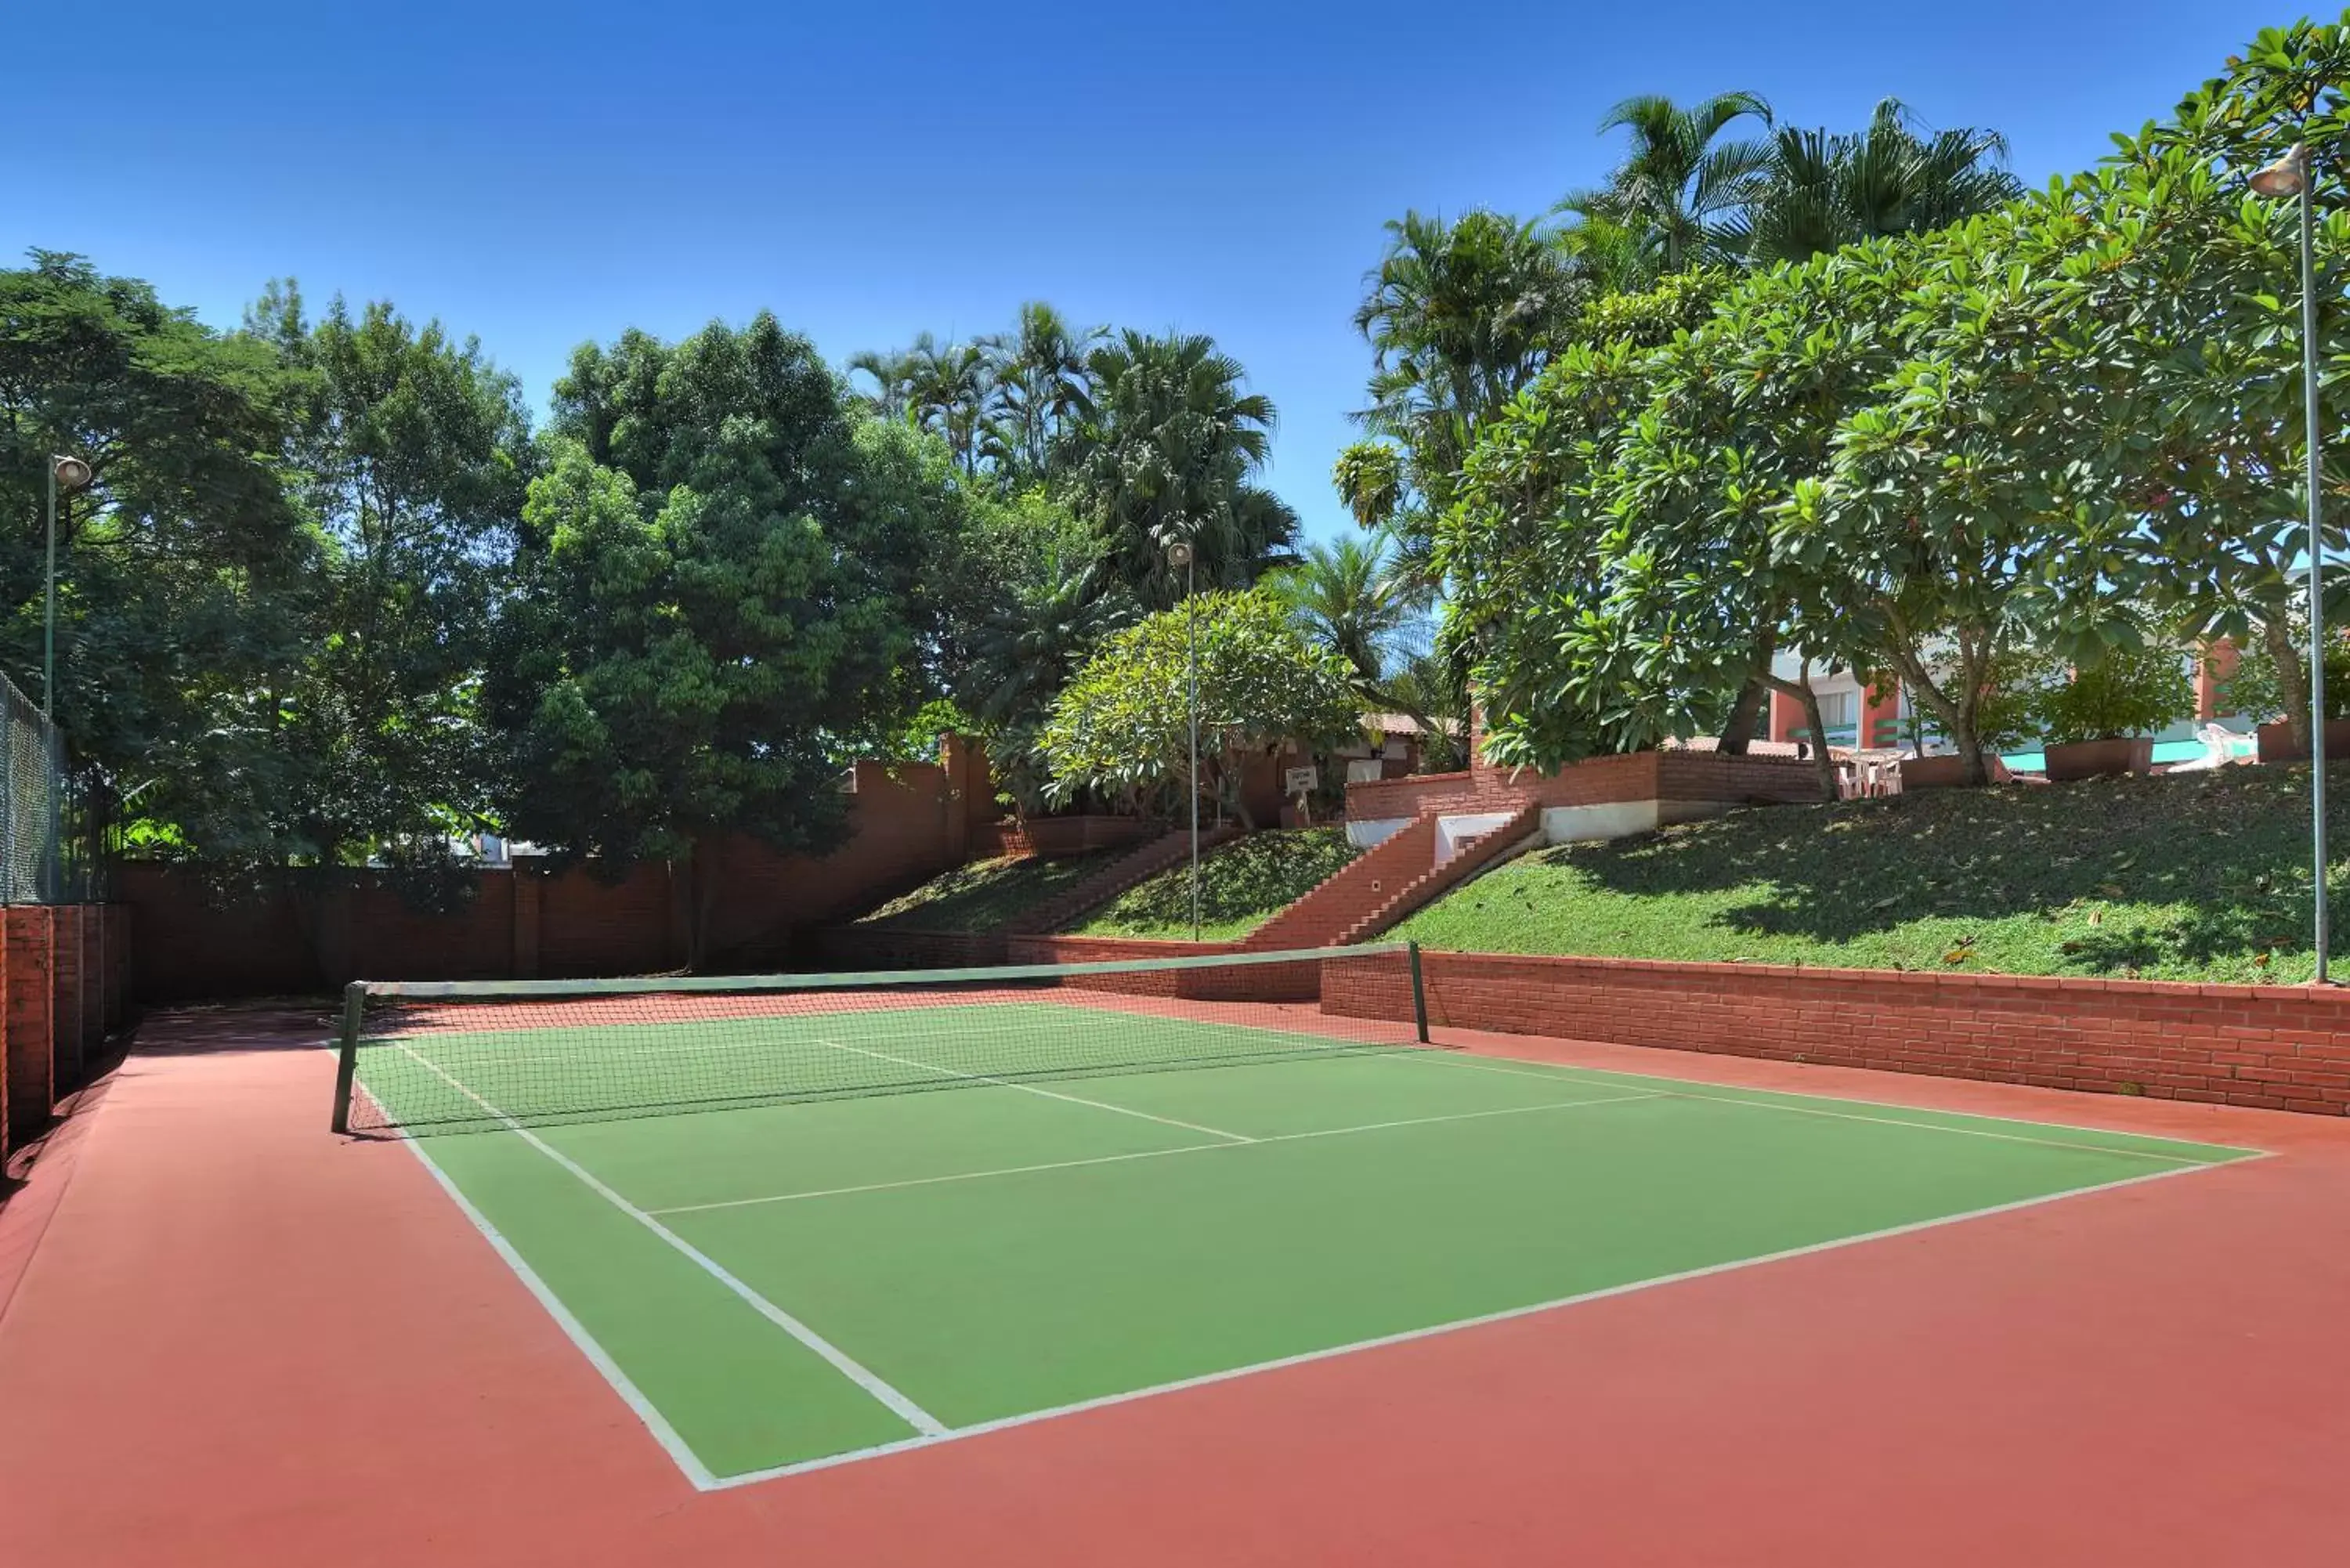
[1, 904, 128, 1159]
[121, 736, 1004, 1000]
[1003, 934, 1316, 1002]
[1344, 749, 1825, 822]
[1322, 948, 2350, 1116]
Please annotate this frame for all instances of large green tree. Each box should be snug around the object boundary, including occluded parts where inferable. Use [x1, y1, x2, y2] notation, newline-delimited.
[981, 302, 1101, 484]
[1560, 91, 1776, 273]
[1039, 587, 1362, 826]
[490, 315, 962, 961]
[1342, 209, 1584, 554]
[0, 251, 316, 861]
[244, 284, 532, 868]
[1744, 99, 2024, 265]
[1060, 330, 1299, 606]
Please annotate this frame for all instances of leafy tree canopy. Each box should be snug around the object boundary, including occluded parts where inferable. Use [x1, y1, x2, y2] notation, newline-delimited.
[0, 251, 316, 855]
[491, 316, 965, 953]
[1039, 588, 1362, 826]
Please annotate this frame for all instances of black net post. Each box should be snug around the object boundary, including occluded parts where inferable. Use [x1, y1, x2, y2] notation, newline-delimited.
[1408, 941, 1430, 1044]
[331, 981, 367, 1133]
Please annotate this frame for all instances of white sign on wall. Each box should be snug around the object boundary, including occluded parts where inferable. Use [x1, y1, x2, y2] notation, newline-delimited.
[1284, 764, 1319, 797]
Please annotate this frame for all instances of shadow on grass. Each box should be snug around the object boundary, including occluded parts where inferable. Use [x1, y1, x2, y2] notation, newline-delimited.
[1534, 762, 2350, 977]
[1075, 828, 1358, 937]
[853, 848, 1124, 933]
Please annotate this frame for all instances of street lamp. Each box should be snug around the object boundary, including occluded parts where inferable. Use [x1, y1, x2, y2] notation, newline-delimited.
[2250, 143, 2333, 983]
[1166, 538, 1200, 941]
[45, 454, 92, 722]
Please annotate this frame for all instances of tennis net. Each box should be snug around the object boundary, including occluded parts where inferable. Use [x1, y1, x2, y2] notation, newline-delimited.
[331, 941, 1430, 1135]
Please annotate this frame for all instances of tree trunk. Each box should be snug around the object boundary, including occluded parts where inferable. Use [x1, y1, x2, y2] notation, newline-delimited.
[1717, 627, 1778, 756]
[1762, 669, 1841, 801]
[2260, 610, 2312, 757]
[669, 836, 723, 973]
[1716, 678, 1767, 756]
[1885, 639, 1990, 786]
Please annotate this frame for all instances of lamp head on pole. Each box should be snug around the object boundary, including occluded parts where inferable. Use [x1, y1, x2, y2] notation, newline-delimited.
[51, 455, 92, 492]
[1165, 540, 1194, 570]
[2250, 143, 2312, 198]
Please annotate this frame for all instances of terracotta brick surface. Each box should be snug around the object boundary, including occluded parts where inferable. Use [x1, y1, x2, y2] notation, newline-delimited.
[1245, 818, 1439, 952]
[1323, 948, 2350, 1118]
[1344, 750, 1823, 822]
[4, 909, 53, 1150]
[118, 738, 1007, 1000]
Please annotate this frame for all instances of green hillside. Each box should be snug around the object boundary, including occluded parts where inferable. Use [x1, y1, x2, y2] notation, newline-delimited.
[1394, 764, 2350, 985]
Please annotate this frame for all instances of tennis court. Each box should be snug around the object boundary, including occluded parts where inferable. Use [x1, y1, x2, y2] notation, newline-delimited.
[336, 945, 2258, 1487]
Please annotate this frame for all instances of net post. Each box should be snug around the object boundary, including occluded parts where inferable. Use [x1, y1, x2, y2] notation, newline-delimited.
[1407, 941, 1430, 1045]
[330, 981, 367, 1134]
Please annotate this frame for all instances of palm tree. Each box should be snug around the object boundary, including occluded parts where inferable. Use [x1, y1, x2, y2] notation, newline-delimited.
[982, 302, 1102, 483]
[844, 349, 917, 420]
[1743, 99, 2026, 264]
[904, 332, 990, 475]
[1347, 209, 1583, 558]
[1561, 90, 1775, 273]
[1059, 330, 1299, 606]
[1267, 534, 1419, 688]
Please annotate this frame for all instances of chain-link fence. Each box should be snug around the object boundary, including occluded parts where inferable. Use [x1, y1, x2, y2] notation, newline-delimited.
[0, 671, 111, 904]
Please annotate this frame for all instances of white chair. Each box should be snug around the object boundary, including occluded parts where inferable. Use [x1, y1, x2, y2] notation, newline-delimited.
[2164, 724, 2237, 775]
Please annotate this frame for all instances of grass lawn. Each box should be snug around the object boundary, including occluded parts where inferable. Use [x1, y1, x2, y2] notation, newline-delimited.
[852, 849, 1122, 933]
[1069, 826, 1359, 941]
[1393, 762, 2350, 985]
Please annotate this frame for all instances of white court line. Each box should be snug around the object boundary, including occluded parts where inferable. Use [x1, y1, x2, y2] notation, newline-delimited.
[704, 1151, 2265, 1489]
[812, 1036, 1253, 1143]
[392, 1132, 721, 1489]
[392, 1044, 948, 1438]
[1375, 1047, 2258, 1165]
[649, 1092, 1667, 1216]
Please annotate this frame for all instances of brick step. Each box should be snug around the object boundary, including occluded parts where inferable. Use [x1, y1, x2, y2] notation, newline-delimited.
[1336, 801, 1544, 945]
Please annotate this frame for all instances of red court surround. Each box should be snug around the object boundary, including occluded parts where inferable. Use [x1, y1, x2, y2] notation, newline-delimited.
[2, 1008, 2346, 1566]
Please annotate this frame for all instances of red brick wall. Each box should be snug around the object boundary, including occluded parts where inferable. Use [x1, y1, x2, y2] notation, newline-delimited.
[816, 927, 1011, 970]
[49, 908, 81, 1093]
[1344, 750, 1823, 822]
[4, 909, 53, 1150]
[1003, 934, 1317, 1002]
[1324, 948, 2350, 1117]
[118, 735, 1007, 1001]
[0, 905, 126, 1160]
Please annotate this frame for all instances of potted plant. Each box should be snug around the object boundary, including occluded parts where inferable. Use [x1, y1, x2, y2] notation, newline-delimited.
[2218, 627, 2350, 764]
[1897, 649, 2043, 789]
[2028, 645, 2195, 782]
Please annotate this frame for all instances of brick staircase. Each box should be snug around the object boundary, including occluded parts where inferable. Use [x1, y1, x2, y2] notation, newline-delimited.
[1334, 800, 1542, 944]
[1010, 822, 1244, 935]
[1241, 799, 1542, 952]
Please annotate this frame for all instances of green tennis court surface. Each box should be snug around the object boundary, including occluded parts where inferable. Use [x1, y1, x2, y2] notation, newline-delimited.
[361, 1002, 2254, 1487]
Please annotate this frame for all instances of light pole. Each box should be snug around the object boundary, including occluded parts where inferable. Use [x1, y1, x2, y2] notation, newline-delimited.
[1167, 539, 1200, 941]
[2251, 143, 2332, 983]
[45, 454, 92, 722]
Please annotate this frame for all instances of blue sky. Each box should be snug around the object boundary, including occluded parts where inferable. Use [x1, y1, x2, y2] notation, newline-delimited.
[1, 0, 2291, 545]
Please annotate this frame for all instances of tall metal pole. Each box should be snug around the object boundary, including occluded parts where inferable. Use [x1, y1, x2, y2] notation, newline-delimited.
[2298, 166, 2331, 983]
[1187, 553, 1200, 943]
[43, 460, 57, 721]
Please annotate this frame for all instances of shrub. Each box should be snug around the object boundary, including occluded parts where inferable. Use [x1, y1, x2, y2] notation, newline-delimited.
[2218, 627, 2350, 724]
[2030, 646, 2196, 745]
